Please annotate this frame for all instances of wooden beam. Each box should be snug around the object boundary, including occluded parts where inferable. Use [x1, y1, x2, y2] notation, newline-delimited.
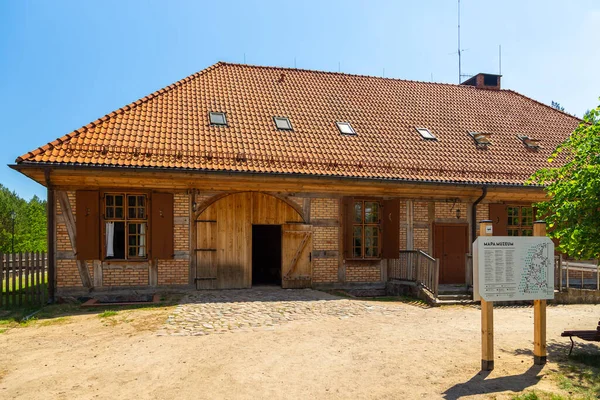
[46, 172, 56, 303]
[533, 221, 548, 365]
[480, 220, 494, 371]
[13, 165, 548, 202]
[57, 191, 93, 289]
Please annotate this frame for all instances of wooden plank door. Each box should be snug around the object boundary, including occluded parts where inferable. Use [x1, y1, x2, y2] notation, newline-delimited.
[281, 224, 312, 289]
[195, 206, 217, 290]
[434, 224, 468, 284]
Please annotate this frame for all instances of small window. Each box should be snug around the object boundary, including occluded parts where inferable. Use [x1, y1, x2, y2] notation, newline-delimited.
[469, 131, 492, 146]
[274, 117, 293, 131]
[517, 134, 541, 149]
[416, 127, 437, 140]
[351, 200, 381, 259]
[507, 206, 534, 236]
[209, 112, 227, 126]
[104, 193, 148, 260]
[336, 122, 356, 135]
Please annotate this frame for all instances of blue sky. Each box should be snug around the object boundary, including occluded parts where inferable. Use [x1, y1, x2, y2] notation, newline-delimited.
[1, 0, 599, 199]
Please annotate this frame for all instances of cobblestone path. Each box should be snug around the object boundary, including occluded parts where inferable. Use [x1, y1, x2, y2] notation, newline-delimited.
[158, 287, 407, 336]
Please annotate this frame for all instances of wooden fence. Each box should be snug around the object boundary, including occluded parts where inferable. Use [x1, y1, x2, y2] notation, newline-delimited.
[1, 252, 48, 308]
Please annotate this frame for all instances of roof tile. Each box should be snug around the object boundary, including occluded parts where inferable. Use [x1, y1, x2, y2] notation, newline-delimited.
[17, 62, 580, 185]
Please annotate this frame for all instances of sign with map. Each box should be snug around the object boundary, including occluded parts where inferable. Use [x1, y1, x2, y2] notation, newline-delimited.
[473, 237, 554, 301]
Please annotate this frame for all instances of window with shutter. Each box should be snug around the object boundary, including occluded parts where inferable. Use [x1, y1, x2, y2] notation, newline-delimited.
[102, 192, 149, 260]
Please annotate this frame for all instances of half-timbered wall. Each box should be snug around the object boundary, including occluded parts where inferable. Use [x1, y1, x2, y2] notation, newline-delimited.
[55, 191, 190, 289]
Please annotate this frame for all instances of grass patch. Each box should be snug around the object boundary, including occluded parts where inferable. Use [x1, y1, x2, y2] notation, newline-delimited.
[511, 391, 568, 400]
[98, 310, 118, 318]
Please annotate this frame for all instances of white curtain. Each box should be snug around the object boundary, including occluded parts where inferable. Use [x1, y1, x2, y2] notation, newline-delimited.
[138, 223, 146, 257]
[105, 222, 115, 257]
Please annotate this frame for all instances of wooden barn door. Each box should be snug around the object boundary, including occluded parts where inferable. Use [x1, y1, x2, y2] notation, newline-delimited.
[281, 224, 312, 289]
[195, 207, 218, 290]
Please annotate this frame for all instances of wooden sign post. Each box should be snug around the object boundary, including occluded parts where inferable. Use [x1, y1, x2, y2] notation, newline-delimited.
[533, 221, 547, 365]
[476, 219, 550, 370]
[479, 220, 494, 371]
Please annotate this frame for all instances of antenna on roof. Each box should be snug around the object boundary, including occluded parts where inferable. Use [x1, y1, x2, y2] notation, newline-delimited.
[499, 45, 502, 75]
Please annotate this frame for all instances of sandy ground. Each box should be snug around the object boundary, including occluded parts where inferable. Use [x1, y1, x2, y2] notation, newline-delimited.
[0, 297, 599, 400]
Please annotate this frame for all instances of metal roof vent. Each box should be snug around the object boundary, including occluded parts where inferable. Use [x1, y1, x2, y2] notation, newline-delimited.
[469, 131, 492, 146]
[518, 134, 541, 149]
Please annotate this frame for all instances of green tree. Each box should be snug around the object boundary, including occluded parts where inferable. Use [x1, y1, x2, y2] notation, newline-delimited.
[529, 104, 600, 259]
[0, 184, 47, 253]
[551, 101, 565, 112]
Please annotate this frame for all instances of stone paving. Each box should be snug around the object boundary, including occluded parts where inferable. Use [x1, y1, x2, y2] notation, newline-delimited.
[158, 287, 407, 336]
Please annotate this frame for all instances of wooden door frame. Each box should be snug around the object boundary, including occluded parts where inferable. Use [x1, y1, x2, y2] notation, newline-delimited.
[433, 222, 469, 284]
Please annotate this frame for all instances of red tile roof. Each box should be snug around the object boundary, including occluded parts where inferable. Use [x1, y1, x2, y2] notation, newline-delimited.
[16, 62, 580, 185]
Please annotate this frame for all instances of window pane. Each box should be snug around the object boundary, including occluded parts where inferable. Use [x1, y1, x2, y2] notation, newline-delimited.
[365, 202, 379, 223]
[138, 207, 145, 219]
[106, 208, 114, 219]
[128, 196, 136, 207]
[210, 112, 226, 125]
[522, 229, 533, 237]
[115, 208, 123, 219]
[508, 207, 519, 226]
[353, 226, 362, 258]
[106, 195, 114, 206]
[354, 202, 362, 223]
[115, 195, 123, 206]
[508, 229, 519, 236]
[106, 221, 125, 259]
[365, 226, 379, 257]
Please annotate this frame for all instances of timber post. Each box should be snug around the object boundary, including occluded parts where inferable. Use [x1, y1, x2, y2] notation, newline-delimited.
[533, 220, 548, 365]
[47, 184, 56, 303]
[480, 219, 494, 371]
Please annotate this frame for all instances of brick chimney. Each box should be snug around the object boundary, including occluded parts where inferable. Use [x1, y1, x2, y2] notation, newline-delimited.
[460, 73, 501, 90]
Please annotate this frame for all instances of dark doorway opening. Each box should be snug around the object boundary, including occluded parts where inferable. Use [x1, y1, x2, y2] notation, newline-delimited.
[252, 225, 282, 286]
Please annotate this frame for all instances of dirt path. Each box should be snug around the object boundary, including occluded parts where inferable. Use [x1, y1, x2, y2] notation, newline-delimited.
[0, 298, 598, 399]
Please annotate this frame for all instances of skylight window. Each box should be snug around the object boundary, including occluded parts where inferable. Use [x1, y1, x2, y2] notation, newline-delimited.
[416, 127, 437, 140]
[336, 122, 356, 135]
[518, 134, 541, 149]
[469, 131, 492, 146]
[209, 112, 227, 126]
[274, 117, 293, 131]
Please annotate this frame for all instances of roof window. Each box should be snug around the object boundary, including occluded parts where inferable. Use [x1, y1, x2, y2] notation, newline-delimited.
[209, 112, 227, 126]
[518, 134, 541, 149]
[336, 122, 356, 135]
[274, 117, 293, 131]
[469, 131, 492, 146]
[416, 127, 437, 140]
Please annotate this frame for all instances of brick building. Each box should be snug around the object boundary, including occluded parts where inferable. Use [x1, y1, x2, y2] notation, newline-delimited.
[11, 62, 579, 297]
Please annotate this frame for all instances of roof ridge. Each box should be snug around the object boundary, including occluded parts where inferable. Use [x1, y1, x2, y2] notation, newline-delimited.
[219, 61, 481, 89]
[16, 62, 226, 163]
[504, 89, 583, 122]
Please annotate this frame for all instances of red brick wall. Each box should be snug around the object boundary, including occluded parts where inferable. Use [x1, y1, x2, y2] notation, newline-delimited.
[103, 265, 149, 286]
[346, 264, 381, 282]
[311, 197, 340, 283]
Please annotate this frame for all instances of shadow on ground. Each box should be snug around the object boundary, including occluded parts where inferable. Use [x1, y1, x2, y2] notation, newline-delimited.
[443, 340, 600, 399]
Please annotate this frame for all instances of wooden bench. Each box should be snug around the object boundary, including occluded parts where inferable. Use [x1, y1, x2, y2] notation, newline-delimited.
[561, 321, 600, 355]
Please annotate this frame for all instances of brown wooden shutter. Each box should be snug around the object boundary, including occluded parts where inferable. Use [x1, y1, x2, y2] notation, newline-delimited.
[489, 203, 508, 236]
[382, 199, 400, 259]
[151, 192, 174, 259]
[342, 197, 354, 259]
[76, 190, 100, 260]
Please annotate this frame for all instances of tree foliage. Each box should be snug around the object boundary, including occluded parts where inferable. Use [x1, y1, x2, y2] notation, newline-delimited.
[551, 101, 565, 112]
[0, 184, 47, 253]
[529, 104, 600, 259]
